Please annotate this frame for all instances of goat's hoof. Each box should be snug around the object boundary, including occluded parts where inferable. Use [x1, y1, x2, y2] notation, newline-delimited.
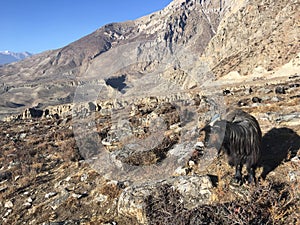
[246, 176, 256, 185]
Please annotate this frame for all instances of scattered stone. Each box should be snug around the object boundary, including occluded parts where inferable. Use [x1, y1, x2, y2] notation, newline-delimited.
[288, 171, 297, 182]
[72, 193, 83, 199]
[248, 87, 254, 94]
[271, 96, 281, 102]
[23, 202, 32, 209]
[194, 141, 205, 155]
[80, 173, 88, 182]
[289, 83, 300, 88]
[45, 192, 58, 199]
[252, 97, 262, 103]
[289, 74, 300, 79]
[237, 99, 249, 107]
[0, 185, 8, 192]
[0, 171, 12, 182]
[19, 133, 27, 139]
[3, 209, 12, 217]
[275, 113, 300, 125]
[261, 96, 271, 101]
[94, 194, 108, 203]
[291, 156, 300, 164]
[72, 192, 88, 199]
[290, 94, 300, 99]
[4, 200, 13, 208]
[275, 86, 287, 94]
[223, 89, 231, 95]
[188, 160, 196, 167]
[257, 87, 273, 94]
[174, 166, 188, 176]
[118, 175, 214, 224]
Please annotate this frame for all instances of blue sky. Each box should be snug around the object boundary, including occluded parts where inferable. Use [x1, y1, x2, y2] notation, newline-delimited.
[0, 0, 172, 53]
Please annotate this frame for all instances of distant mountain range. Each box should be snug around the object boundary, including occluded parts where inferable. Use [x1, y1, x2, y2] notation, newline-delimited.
[0, 51, 32, 65]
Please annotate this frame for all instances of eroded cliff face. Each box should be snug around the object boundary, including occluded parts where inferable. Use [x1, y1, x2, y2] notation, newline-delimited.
[203, 0, 299, 77]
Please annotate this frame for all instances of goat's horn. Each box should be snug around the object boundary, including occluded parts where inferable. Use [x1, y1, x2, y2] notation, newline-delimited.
[209, 114, 221, 126]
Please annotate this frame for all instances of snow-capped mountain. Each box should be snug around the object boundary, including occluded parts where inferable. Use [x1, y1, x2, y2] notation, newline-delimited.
[0, 51, 32, 65]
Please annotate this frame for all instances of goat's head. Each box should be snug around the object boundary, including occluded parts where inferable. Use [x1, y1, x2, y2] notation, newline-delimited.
[200, 115, 226, 152]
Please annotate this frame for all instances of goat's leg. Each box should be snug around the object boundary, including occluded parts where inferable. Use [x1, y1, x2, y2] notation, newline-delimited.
[233, 163, 243, 185]
[246, 165, 256, 184]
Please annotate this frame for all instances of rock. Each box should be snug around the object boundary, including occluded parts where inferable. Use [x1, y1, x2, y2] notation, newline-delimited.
[174, 166, 188, 176]
[275, 86, 287, 94]
[45, 192, 57, 199]
[194, 141, 205, 155]
[0, 185, 8, 192]
[101, 222, 117, 225]
[252, 97, 262, 103]
[258, 87, 273, 94]
[290, 94, 300, 99]
[248, 87, 254, 94]
[118, 175, 214, 224]
[80, 173, 88, 182]
[288, 171, 297, 182]
[261, 96, 271, 101]
[19, 133, 27, 139]
[94, 194, 108, 203]
[271, 96, 281, 102]
[289, 83, 300, 89]
[3, 209, 12, 217]
[275, 113, 300, 126]
[88, 102, 97, 111]
[237, 98, 250, 107]
[23, 202, 32, 209]
[0, 171, 12, 182]
[223, 89, 231, 95]
[72, 193, 83, 199]
[4, 200, 13, 208]
[49, 189, 70, 210]
[289, 74, 300, 79]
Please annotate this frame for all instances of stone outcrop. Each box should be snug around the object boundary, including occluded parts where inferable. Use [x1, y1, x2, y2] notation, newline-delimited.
[118, 175, 214, 224]
[203, 0, 299, 77]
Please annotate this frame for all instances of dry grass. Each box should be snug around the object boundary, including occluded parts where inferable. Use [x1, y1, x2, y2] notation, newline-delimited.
[0, 77, 299, 224]
[141, 180, 299, 225]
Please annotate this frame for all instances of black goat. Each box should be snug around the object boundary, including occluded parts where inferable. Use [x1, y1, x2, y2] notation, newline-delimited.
[201, 109, 262, 184]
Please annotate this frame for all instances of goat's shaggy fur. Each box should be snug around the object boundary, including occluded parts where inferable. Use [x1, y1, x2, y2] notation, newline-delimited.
[201, 109, 262, 184]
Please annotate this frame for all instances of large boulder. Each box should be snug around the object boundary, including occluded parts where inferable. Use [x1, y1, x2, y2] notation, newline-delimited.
[118, 175, 214, 224]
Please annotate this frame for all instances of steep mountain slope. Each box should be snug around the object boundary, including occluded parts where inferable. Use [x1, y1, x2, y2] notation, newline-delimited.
[0, 0, 241, 119]
[203, 0, 299, 77]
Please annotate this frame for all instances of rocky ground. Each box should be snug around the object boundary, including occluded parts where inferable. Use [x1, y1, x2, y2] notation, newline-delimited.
[0, 71, 299, 225]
